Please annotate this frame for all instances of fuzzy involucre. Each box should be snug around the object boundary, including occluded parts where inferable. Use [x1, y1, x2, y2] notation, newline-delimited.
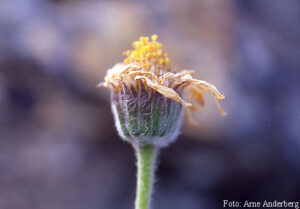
[111, 82, 183, 147]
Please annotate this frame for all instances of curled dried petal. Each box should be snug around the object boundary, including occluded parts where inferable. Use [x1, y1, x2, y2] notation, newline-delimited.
[188, 86, 204, 107]
[134, 75, 192, 107]
[163, 73, 226, 115]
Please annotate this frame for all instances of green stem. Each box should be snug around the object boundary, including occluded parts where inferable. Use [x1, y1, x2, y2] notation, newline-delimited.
[135, 144, 157, 209]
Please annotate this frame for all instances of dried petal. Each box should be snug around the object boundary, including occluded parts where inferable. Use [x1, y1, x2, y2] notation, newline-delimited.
[135, 75, 192, 107]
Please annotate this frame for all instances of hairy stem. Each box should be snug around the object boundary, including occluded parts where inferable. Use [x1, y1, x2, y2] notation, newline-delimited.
[135, 144, 157, 209]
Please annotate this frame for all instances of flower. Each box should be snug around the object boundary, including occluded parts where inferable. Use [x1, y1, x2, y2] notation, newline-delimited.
[99, 35, 226, 147]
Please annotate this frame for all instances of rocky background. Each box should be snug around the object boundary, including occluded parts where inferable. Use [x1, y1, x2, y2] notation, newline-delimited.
[0, 0, 299, 208]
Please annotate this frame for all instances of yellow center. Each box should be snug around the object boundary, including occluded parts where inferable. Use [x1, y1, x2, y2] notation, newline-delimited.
[123, 35, 170, 72]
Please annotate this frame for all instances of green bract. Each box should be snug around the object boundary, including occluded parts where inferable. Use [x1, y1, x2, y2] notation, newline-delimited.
[111, 84, 183, 147]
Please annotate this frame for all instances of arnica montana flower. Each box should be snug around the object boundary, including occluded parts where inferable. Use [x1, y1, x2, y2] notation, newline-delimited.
[99, 35, 226, 147]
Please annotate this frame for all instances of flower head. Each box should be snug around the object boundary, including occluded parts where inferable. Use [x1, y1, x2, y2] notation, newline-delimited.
[99, 35, 226, 147]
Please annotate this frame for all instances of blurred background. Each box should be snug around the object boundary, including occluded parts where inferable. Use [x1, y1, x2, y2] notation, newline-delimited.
[1, 0, 300, 208]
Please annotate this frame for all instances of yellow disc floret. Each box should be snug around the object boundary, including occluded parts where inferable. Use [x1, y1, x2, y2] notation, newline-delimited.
[123, 35, 170, 73]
